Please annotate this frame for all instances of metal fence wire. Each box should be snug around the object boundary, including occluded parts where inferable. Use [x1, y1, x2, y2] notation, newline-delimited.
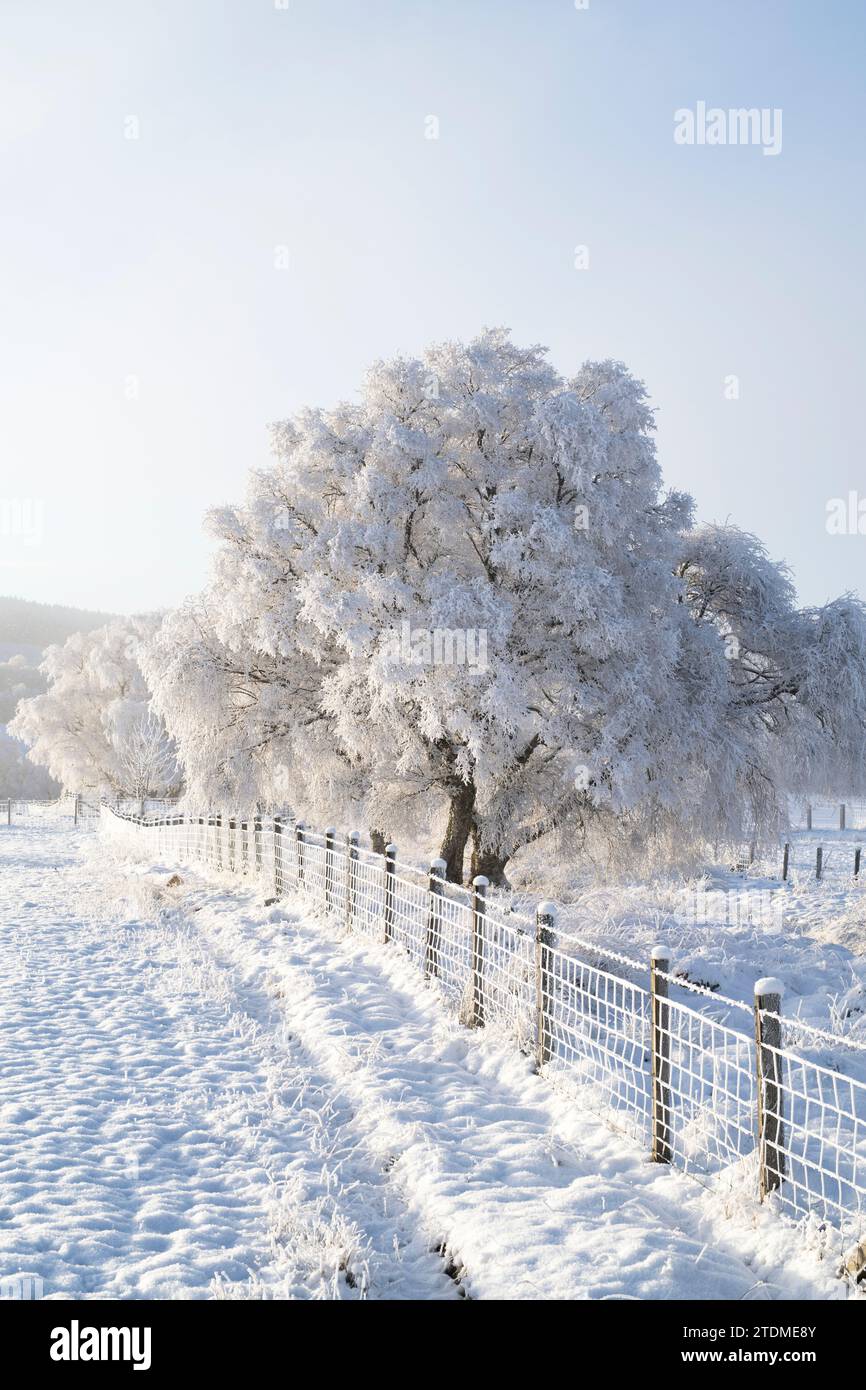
[99, 804, 866, 1278]
[1, 794, 102, 825]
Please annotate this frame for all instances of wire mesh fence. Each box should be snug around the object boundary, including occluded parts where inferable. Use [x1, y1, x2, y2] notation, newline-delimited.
[789, 799, 866, 832]
[99, 802, 866, 1278]
[1, 794, 102, 825]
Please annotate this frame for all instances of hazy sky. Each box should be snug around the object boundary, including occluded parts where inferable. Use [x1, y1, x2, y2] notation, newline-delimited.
[2, 0, 864, 615]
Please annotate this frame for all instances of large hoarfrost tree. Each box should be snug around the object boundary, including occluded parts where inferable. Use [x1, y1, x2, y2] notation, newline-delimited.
[144, 332, 728, 878]
[143, 330, 866, 881]
[282, 337, 724, 883]
[9, 617, 179, 797]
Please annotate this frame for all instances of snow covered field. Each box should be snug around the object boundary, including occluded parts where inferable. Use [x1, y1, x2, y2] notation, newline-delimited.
[509, 830, 866, 1047]
[0, 822, 857, 1300]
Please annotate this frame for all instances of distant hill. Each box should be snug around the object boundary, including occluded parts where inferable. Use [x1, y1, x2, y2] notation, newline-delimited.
[0, 595, 116, 650]
[0, 594, 118, 728]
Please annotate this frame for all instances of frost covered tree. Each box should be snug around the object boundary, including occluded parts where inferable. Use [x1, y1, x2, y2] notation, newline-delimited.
[9, 617, 179, 797]
[115, 709, 180, 802]
[678, 524, 866, 829]
[145, 332, 731, 880]
[143, 332, 866, 882]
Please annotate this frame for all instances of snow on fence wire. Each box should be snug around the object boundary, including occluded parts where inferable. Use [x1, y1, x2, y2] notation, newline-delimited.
[100, 804, 866, 1279]
[1, 793, 101, 825]
[790, 799, 866, 832]
[1, 796, 178, 826]
[777, 838, 864, 885]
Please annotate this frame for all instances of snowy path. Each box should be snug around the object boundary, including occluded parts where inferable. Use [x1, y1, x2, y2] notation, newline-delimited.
[0, 825, 845, 1300]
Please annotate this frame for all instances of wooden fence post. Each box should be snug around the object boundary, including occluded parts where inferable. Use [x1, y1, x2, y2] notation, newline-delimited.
[73, 793, 80, 827]
[215, 813, 222, 870]
[535, 902, 557, 1069]
[840, 803, 847, 831]
[855, 847, 862, 881]
[806, 804, 812, 830]
[816, 845, 823, 881]
[754, 978, 785, 1199]
[6, 798, 11, 826]
[781, 842, 790, 881]
[228, 815, 236, 873]
[345, 831, 360, 929]
[470, 875, 488, 1028]
[295, 820, 305, 888]
[425, 858, 447, 979]
[650, 946, 672, 1164]
[240, 818, 248, 872]
[325, 828, 336, 913]
[254, 814, 262, 873]
[273, 815, 282, 896]
[383, 843, 397, 942]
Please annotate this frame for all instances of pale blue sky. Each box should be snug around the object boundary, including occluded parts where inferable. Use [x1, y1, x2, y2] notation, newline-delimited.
[1, 0, 864, 614]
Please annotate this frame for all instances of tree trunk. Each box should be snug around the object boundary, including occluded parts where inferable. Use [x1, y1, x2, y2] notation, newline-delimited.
[438, 781, 475, 883]
[369, 828, 388, 856]
[470, 822, 510, 887]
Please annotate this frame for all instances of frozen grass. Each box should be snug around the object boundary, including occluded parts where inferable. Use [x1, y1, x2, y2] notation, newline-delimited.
[0, 823, 860, 1300]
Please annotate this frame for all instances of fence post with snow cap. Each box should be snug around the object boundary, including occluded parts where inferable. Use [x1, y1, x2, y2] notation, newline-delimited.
[754, 978, 785, 1199]
[424, 858, 446, 978]
[325, 828, 336, 913]
[254, 814, 262, 873]
[650, 947, 672, 1164]
[345, 831, 359, 928]
[470, 875, 488, 1028]
[273, 815, 283, 895]
[383, 843, 397, 942]
[535, 901, 557, 1069]
[295, 820, 305, 887]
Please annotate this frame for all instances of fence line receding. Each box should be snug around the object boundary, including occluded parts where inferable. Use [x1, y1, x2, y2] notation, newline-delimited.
[79, 804, 866, 1280]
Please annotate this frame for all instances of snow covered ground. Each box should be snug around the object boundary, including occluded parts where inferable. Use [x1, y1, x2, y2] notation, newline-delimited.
[508, 828, 866, 1056]
[0, 822, 857, 1300]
